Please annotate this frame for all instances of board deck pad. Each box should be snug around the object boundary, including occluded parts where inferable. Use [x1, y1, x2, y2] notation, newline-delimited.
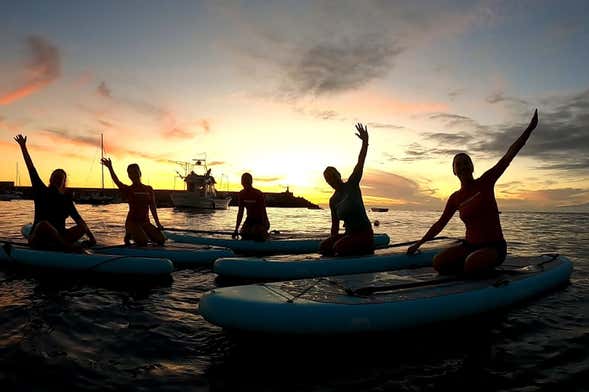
[260, 255, 563, 305]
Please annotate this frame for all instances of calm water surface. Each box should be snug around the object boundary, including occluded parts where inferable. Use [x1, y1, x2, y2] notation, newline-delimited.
[0, 200, 587, 391]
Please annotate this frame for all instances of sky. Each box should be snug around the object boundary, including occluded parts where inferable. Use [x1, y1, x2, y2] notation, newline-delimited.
[0, 0, 588, 210]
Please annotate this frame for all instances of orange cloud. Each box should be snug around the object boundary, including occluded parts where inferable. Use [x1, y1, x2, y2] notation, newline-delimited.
[353, 91, 448, 114]
[0, 36, 60, 105]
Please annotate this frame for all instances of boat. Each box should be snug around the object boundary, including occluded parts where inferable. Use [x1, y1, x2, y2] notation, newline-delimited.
[169, 157, 232, 209]
[213, 238, 457, 281]
[371, 207, 389, 212]
[164, 230, 391, 256]
[0, 190, 23, 201]
[77, 133, 116, 205]
[199, 254, 573, 334]
[0, 164, 24, 200]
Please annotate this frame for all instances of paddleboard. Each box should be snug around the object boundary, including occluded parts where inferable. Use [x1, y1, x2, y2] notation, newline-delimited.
[21, 224, 233, 267]
[199, 254, 573, 334]
[164, 231, 391, 255]
[213, 238, 459, 281]
[0, 242, 174, 276]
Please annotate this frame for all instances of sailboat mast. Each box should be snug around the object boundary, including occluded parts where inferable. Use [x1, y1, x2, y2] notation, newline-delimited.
[101, 133, 104, 192]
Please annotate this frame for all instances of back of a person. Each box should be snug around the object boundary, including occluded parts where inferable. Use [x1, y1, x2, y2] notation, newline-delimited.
[240, 187, 267, 224]
[33, 186, 72, 234]
[334, 181, 371, 233]
[125, 183, 152, 224]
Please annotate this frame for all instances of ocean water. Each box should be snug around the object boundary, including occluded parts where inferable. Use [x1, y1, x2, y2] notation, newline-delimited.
[0, 200, 587, 391]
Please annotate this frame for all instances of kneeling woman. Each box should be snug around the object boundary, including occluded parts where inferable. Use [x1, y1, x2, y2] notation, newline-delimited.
[320, 123, 374, 256]
[407, 110, 538, 275]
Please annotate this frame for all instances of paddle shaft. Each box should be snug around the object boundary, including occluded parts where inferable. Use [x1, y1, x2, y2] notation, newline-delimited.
[165, 227, 282, 236]
[385, 236, 451, 249]
[165, 227, 237, 236]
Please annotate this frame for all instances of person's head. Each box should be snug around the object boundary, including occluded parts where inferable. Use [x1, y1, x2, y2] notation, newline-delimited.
[452, 153, 474, 180]
[241, 172, 253, 189]
[127, 163, 141, 183]
[323, 166, 342, 190]
[49, 169, 67, 192]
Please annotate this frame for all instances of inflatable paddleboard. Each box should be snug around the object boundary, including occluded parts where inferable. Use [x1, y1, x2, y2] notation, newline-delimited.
[200, 254, 573, 334]
[0, 242, 174, 276]
[164, 231, 390, 255]
[213, 238, 459, 281]
[95, 243, 233, 267]
[21, 224, 233, 267]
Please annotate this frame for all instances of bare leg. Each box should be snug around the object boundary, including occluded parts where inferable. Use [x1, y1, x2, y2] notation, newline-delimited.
[143, 223, 166, 246]
[125, 221, 149, 247]
[64, 225, 86, 243]
[29, 221, 79, 252]
[333, 232, 374, 256]
[464, 248, 500, 276]
[432, 244, 470, 275]
[319, 235, 342, 256]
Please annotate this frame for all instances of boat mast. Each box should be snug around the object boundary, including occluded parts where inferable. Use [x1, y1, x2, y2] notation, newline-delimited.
[101, 133, 104, 193]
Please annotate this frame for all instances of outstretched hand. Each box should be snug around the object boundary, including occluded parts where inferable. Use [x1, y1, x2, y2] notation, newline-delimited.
[406, 243, 420, 255]
[526, 109, 538, 132]
[14, 134, 27, 147]
[100, 157, 113, 169]
[355, 123, 369, 144]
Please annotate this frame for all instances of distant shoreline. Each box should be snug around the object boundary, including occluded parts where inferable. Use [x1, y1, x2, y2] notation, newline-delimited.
[8, 186, 322, 209]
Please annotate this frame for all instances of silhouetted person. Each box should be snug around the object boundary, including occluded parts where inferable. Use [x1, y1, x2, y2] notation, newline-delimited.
[320, 123, 374, 256]
[101, 158, 165, 246]
[233, 173, 270, 241]
[14, 134, 96, 251]
[408, 109, 539, 275]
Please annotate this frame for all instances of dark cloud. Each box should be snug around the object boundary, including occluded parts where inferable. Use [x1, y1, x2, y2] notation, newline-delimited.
[97, 81, 111, 98]
[0, 35, 60, 105]
[448, 89, 465, 99]
[282, 35, 404, 98]
[199, 119, 211, 133]
[407, 89, 589, 171]
[486, 91, 529, 106]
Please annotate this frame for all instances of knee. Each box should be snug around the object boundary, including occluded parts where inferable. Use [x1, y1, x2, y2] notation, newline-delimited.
[35, 220, 53, 231]
[135, 239, 148, 247]
[432, 253, 443, 272]
[319, 238, 334, 256]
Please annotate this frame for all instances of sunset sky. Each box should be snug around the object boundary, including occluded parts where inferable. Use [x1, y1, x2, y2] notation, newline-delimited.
[1, 1, 588, 210]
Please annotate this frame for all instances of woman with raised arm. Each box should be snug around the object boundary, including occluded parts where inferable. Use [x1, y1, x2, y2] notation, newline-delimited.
[407, 109, 539, 275]
[14, 134, 96, 251]
[320, 123, 374, 256]
[101, 158, 165, 246]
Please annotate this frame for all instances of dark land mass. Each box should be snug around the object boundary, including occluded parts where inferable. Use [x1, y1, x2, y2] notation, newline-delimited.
[10, 185, 321, 209]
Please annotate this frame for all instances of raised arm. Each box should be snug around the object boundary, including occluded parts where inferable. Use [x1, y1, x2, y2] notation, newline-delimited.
[100, 158, 126, 189]
[149, 187, 164, 230]
[483, 109, 539, 183]
[407, 196, 457, 254]
[69, 203, 96, 247]
[14, 134, 44, 188]
[348, 123, 369, 184]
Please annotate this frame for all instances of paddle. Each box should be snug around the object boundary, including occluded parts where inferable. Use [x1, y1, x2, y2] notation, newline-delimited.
[384, 236, 451, 249]
[164, 227, 282, 236]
